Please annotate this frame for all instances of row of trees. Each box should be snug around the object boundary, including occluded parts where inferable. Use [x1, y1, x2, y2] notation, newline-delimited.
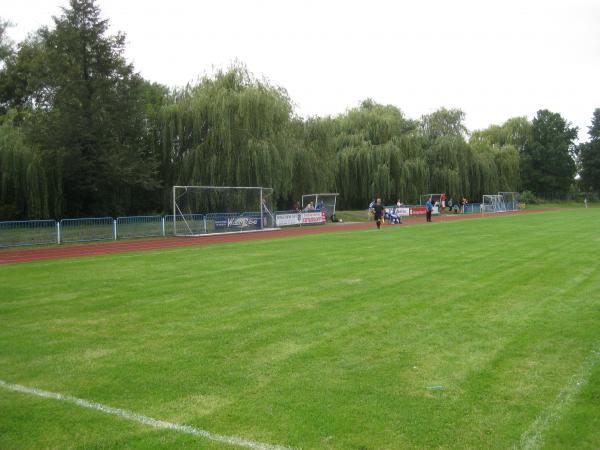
[1, 0, 598, 219]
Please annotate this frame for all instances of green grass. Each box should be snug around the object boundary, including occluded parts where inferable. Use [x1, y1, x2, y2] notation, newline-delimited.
[1, 209, 599, 449]
[334, 210, 371, 222]
[525, 201, 599, 209]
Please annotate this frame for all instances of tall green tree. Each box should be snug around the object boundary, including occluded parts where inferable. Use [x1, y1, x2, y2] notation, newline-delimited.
[5, 0, 158, 216]
[0, 18, 13, 70]
[0, 109, 49, 218]
[420, 107, 468, 141]
[329, 100, 425, 207]
[578, 108, 600, 192]
[521, 110, 578, 195]
[157, 65, 297, 208]
[470, 116, 531, 153]
[0, 18, 16, 115]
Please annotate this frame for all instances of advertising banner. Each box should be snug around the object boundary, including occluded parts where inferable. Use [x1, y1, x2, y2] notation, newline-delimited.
[275, 213, 303, 227]
[214, 214, 260, 231]
[275, 211, 326, 226]
[302, 211, 326, 224]
[408, 206, 439, 215]
[409, 207, 427, 215]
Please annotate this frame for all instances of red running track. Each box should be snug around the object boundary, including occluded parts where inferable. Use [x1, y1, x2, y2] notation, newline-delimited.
[0, 209, 550, 265]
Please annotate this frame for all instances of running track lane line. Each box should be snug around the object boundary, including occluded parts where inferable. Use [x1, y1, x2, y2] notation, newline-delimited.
[0, 380, 296, 450]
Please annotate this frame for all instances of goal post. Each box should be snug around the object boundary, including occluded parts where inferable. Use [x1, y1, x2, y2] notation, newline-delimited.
[499, 192, 520, 211]
[172, 186, 275, 236]
[481, 194, 507, 214]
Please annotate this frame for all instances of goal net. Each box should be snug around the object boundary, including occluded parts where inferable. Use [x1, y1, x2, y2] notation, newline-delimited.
[481, 194, 507, 214]
[301, 193, 339, 220]
[172, 186, 275, 236]
[499, 192, 519, 211]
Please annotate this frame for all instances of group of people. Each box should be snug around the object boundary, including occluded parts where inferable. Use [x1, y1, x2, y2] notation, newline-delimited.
[370, 195, 470, 229]
[438, 194, 468, 214]
[291, 199, 341, 222]
[426, 195, 469, 222]
[291, 200, 324, 212]
[302, 200, 324, 212]
[369, 198, 404, 229]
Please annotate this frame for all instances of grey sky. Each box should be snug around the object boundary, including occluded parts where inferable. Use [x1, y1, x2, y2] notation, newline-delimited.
[3, 0, 600, 141]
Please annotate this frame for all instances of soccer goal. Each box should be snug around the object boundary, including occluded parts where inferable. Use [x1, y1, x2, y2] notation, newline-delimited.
[172, 186, 276, 236]
[499, 192, 520, 211]
[481, 194, 507, 214]
[301, 193, 339, 220]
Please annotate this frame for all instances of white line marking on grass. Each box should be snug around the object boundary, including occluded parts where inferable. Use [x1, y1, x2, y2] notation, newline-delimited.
[0, 380, 295, 450]
[517, 343, 600, 450]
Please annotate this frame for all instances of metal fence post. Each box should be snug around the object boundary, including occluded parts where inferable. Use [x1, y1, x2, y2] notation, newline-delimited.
[56, 221, 61, 244]
[161, 217, 165, 236]
[113, 219, 117, 240]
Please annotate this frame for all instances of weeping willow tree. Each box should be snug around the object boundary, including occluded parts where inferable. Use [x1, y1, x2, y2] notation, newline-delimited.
[331, 102, 520, 208]
[493, 145, 521, 192]
[0, 111, 50, 218]
[157, 65, 298, 208]
[334, 135, 430, 208]
[425, 136, 465, 197]
[471, 148, 499, 197]
[297, 116, 338, 199]
[325, 100, 429, 208]
[470, 116, 532, 153]
[469, 117, 527, 197]
[340, 99, 418, 145]
[468, 140, 521, 198]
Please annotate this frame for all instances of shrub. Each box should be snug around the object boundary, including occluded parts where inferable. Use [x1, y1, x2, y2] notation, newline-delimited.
[520, 190, 541, 204]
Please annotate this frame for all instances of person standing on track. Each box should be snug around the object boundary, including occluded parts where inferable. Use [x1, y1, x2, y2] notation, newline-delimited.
[373, 198, 384, 229]
[426, 196, 433, 222]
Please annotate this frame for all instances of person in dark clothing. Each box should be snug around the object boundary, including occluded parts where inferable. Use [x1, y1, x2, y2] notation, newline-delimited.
[426, 197, 433, 222]
[373, 198, 384, 229]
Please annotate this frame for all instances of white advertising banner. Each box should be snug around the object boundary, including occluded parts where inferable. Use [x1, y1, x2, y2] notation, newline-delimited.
[275, 213, 303, 227]
[302, 212, 326, 224]
[275, 211, 326, 226]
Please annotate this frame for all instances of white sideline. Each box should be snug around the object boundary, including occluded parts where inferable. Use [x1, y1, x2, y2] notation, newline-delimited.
[0, 380, 295, 450]
[517, 343, 600, 450]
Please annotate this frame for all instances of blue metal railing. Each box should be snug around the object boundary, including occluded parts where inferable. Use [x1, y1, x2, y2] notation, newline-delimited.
[0, 220, 58, 248]
[1, 213, 278, 247]
[463, 203, 482, 214]
[59, 217, 114, 244]
[165, 214, 206, 235]
[116, 215, 164, 239]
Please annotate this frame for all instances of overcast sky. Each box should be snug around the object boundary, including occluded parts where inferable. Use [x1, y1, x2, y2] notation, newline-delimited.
[3, 0, 600, 141]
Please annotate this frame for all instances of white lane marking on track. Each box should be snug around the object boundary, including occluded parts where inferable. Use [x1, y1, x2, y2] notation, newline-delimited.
[0, 380, 296, 450]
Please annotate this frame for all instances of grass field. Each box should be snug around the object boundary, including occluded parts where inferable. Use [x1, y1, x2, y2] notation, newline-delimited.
[1, 209, 599, 449]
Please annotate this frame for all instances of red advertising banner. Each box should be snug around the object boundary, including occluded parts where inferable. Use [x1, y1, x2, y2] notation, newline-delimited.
[409, 207, 427, 215]
[302, 211, 326, 224]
